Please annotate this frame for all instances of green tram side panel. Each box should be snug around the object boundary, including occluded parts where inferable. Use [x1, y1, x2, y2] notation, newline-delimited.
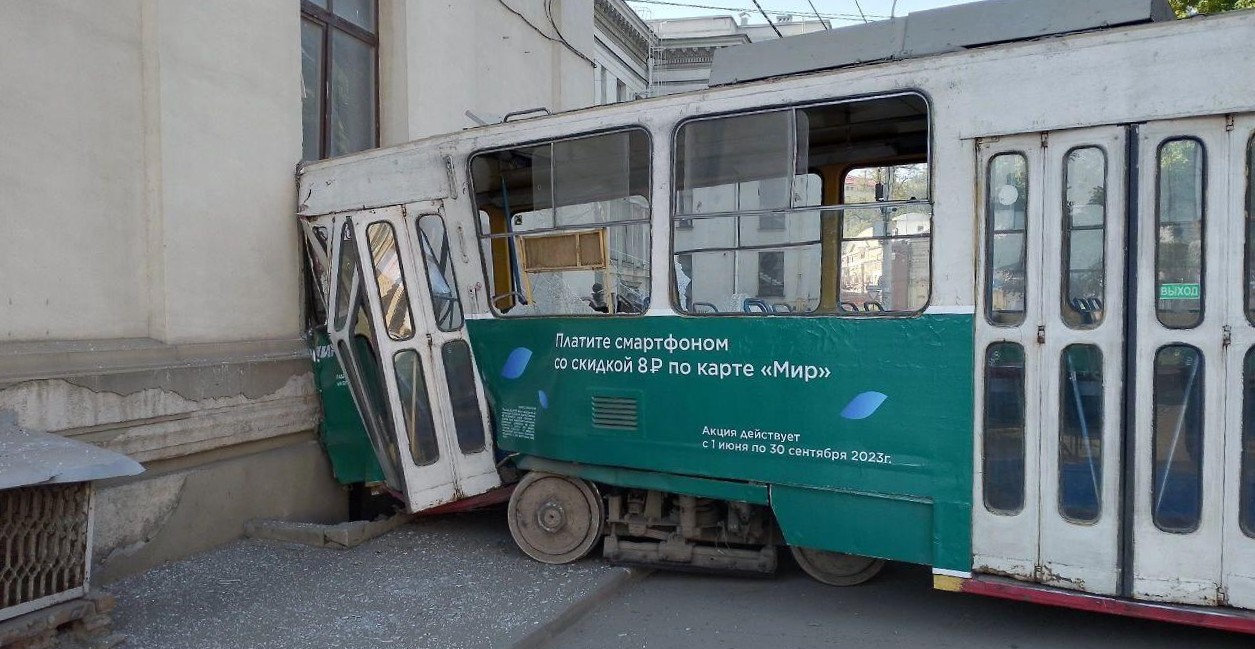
[468, 314, 975, 572]
[311, 330, 385, 485]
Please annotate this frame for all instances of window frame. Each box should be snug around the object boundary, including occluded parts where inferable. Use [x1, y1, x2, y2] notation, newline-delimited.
[301, 0, 380, 161]
[363, 220, 417, 341]
[982, 341, 1028, 516]
[835, 163, 933, 314]
[467, 126, 655, 319]
[667, 91, 934, 318]
[1059, 145, 1109, 330]
[413, 213, 466, 333]
[1056, 343, 1105, 525]
[1245, 133, 1255, 327]
[1150, 343, 1206, 534]
[1242, 345, 1255, 538]
[983, 150, 1031, 328]
[1153, 136, 1207, 330]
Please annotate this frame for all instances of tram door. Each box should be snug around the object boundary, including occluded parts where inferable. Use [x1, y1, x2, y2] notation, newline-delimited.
[1131, 117, 1255, 608]
[976, 118, 1255, 609]
[974, 127, 1128, 596]
[328, 204, 500, 511]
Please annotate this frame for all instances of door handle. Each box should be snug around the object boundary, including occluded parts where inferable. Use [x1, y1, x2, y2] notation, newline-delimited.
[1037, 325, 1046, 344]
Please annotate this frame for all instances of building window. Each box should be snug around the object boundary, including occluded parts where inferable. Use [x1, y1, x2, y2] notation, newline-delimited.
[301, 0, 379, 161]
[757, 251, 785, 298]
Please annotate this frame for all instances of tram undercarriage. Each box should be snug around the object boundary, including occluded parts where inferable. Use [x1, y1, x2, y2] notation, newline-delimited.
[505, 472, 886, 585]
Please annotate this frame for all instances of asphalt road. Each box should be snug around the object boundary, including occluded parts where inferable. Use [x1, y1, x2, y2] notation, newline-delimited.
[109, 510, 624, 649]
[549, 558, 1252, 649]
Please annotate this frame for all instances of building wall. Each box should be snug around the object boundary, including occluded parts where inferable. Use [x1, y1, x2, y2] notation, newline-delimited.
[592, 0, 654, 104]
[0, 0, 597, 581]
[382, 0, 594, 144]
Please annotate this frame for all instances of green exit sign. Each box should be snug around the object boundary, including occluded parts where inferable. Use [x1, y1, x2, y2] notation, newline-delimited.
[1159, 283, 1201, 300]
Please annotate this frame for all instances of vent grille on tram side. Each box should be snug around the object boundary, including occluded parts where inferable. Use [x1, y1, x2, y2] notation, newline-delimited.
[591, 396, 639, 431]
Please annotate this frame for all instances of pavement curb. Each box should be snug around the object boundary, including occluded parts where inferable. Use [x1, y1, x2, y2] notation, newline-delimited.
[506, 566, 652, 649]
[244, 513, 414, 549]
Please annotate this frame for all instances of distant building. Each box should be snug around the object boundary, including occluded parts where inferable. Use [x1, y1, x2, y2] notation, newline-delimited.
[647, 14, 829, 95]
[594, 0, 657, 104]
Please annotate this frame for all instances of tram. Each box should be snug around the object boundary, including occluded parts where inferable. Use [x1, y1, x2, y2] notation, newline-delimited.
[297, 1, 1255, 632]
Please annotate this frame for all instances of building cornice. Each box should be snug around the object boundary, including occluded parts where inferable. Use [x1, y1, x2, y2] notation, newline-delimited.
[595, 0, 658, 66]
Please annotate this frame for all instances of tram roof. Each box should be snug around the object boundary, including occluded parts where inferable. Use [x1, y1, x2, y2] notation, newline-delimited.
[708, 0, 1174, 87]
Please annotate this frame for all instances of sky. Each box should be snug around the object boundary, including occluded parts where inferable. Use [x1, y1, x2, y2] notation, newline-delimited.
[624, 0, 984, 25]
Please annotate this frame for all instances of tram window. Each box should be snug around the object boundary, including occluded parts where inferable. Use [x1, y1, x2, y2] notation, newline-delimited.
[365, 222, 415, 340]
[1061, 147, 1107, 329]
[393, 349, 439, 466]
[983, 342, 1027, 515]
[675, 110, 792, 215]
[1155, 138, 1205, 329]
[1152, 345, 1204, 534]
[1246, 135, 1255, 325]
[1058, 344, 1104, 523]
[334, 223, 357, 331]
[470, 129, 651, 316]
[1243, 347, 1255, 538]
[675, 213, 822, 313]
[837, 205, 931, 312]
[672, 94, 931, 315]
[416, 215, 464, 332]
[443, 340, 487, 455]
[986, 153, 1029, 326]
[346, 296, 407, 482]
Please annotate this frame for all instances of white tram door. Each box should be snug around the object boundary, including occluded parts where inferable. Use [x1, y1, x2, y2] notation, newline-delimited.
[328, 206, 499, 512]
[1131, 116, 1255, 609]
[1221, 116, 1255, 610]
[400, 203, 500, 501]
[974, 127, 1127, 596]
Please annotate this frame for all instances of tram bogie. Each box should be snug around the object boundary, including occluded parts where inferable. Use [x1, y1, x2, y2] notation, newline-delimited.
[602, 490, 778, 575]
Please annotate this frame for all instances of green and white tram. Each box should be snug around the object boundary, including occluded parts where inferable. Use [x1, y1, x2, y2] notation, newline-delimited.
[298, 1, 1255, 632]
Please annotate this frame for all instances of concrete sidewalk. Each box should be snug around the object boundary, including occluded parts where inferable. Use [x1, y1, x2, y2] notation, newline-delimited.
[106, 509, 627, 649]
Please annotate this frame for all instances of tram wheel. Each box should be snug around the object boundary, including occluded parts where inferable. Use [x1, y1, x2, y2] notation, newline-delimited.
[790, 546, 885, 586]
[507, 472, 604, 564]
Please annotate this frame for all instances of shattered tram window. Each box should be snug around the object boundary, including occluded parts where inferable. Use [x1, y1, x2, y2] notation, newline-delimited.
[469, 129, 651, 316]
[672, 94, 931, 315]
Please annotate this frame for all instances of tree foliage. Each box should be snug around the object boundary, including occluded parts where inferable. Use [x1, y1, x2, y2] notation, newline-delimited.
[1170, 0, 1255, 17]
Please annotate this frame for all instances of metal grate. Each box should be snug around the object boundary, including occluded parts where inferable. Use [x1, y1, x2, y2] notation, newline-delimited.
[1, 483, 90, 615]
[591, 396, 638, 431]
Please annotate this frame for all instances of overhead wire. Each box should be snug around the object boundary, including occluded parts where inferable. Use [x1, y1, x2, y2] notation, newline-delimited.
[625, 0, 886, 22]
[495, 0, 595, 66]
[852, 0, 868, 23]
[544, 0, 597, 66]
[751, 0, 784, 37]
[805, 0, 828, 28]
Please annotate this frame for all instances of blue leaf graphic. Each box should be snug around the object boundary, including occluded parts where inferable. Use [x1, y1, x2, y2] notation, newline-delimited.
[841, 392, 888, 420]
[500, 348, 533, 379]
[538, 390, 549, 409]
